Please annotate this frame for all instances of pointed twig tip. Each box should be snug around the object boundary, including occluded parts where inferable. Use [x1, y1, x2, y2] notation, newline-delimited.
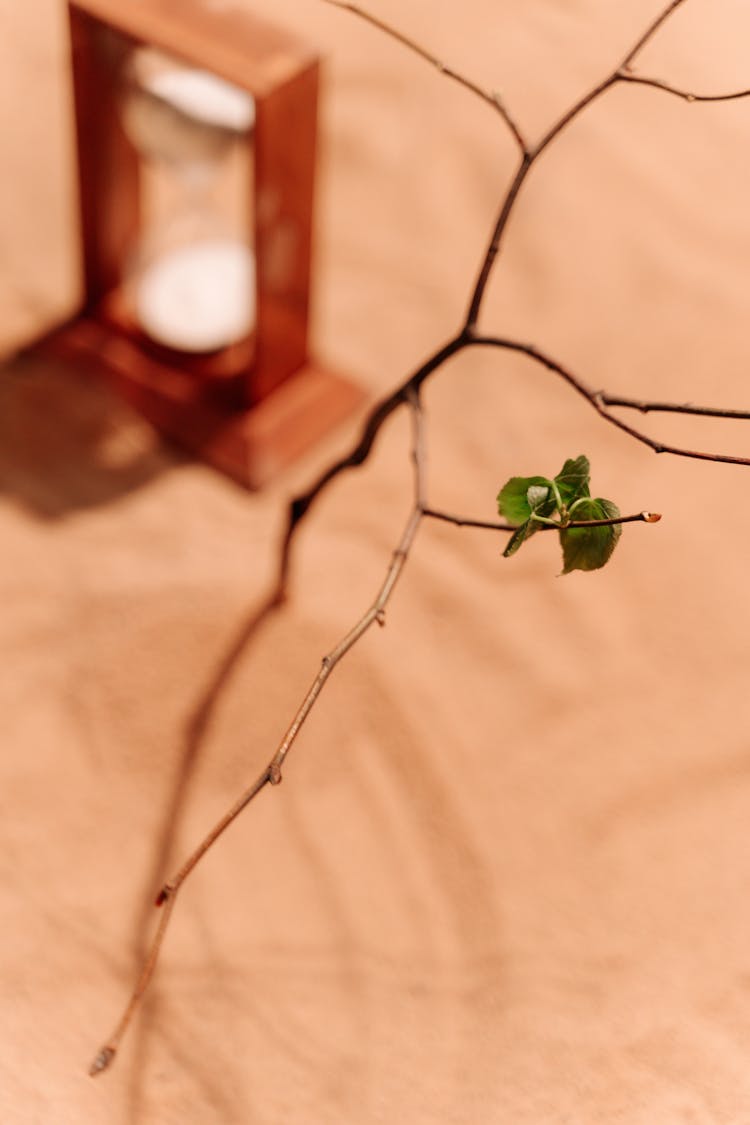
[89, 1045, 116, 1077]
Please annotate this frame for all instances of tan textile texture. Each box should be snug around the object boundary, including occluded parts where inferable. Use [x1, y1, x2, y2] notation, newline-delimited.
[3, 1, 750, 1121]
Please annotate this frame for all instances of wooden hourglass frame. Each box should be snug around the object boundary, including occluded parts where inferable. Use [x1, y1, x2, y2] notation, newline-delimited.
[43, 0, 362, 488]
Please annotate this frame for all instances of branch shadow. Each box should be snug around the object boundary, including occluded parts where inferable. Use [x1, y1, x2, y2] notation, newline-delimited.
[125, 587, 284, 1124]
[132, 588, 284, 945]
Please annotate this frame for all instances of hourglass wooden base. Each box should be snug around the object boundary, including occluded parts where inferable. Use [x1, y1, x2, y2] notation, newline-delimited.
[38, 311, 364, 489]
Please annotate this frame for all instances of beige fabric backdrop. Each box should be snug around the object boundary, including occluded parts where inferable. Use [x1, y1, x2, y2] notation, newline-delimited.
[3, 1, 750, 1122]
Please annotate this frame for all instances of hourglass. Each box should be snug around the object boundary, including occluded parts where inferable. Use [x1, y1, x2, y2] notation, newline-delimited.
[40, 0, 362, 487]
[120, 45, 257, 356]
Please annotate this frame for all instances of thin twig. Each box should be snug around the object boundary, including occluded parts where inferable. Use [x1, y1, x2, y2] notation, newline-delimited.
[422, 508, 515, 532]
[620, 0, 688, 68]
[422, 507, 661, 531]
[321, 0, 528, 152]
[464, 0, 692, 330]
[89, 894, 176, 1076]
[463, 153, 532, 330]
[89, 396, 430, 1076]
[470, 336, 750, 468]
[619, 73, 750, 103]
[600, 393, 750, 419]
[276, 334, 465, 593]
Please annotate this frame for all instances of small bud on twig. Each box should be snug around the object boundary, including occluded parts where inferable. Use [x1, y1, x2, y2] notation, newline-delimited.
[89, 1046, 115, 1077]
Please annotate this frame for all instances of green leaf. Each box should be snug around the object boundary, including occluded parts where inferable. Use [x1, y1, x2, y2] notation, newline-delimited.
[498, 474, 558, 559]
[503, 518, 540, 558]
[554, 455, 591, 508]
[559, 497, 622, 574]
[497, 475, 554, 525]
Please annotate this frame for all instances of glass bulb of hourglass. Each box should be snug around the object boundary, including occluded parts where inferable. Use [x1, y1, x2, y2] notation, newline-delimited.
[120, 47, 256, 353]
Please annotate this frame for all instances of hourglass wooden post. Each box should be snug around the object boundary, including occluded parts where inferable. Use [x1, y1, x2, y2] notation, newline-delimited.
[41, 0, 362, 488]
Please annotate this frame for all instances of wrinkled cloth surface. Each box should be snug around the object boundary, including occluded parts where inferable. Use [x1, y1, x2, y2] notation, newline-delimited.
[3, 2, 750, 1122]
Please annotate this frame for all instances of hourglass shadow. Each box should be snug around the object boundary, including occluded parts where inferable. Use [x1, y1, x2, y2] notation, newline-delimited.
[0, 351, 174, 518]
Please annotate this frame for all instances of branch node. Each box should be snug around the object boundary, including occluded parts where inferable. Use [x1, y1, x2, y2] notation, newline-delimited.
[269, 763, 283, 786]
[154, 883, 174, 907]
[376, 609, 386, 627]
[89, 1045, 116, 1077]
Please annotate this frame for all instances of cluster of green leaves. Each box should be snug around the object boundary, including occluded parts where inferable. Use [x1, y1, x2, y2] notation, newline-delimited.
[497, 455, 621, 574]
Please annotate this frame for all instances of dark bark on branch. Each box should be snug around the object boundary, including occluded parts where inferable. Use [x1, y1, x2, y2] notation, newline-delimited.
[470, 336, 750, 468]
[321, 0, 528, 151]
[620, 73, 750, 103]
[600, 393, 750, 419]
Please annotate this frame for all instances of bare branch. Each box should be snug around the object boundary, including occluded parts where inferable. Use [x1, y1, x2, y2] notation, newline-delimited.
[276, 334, 466, 594]
[600, 393, 750, 420]
[89, 396, 430, 1076]
[489, 92, 528, 154]
[620, 0, 689, 69]
[618, 72, 750, 103]
[463, 153, 532, 330]
[464, 1, 693, 330]
[268, 415, 425, 783]
[470, 335, 750, 468]
[422, 508, 516, 532]
[89, 892, 177, 1076]
[321, 0, 528, 152]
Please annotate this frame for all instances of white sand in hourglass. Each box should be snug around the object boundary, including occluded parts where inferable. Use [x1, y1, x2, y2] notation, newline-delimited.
[136, 237, 255, 352]
[123, 54, 257, 352]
